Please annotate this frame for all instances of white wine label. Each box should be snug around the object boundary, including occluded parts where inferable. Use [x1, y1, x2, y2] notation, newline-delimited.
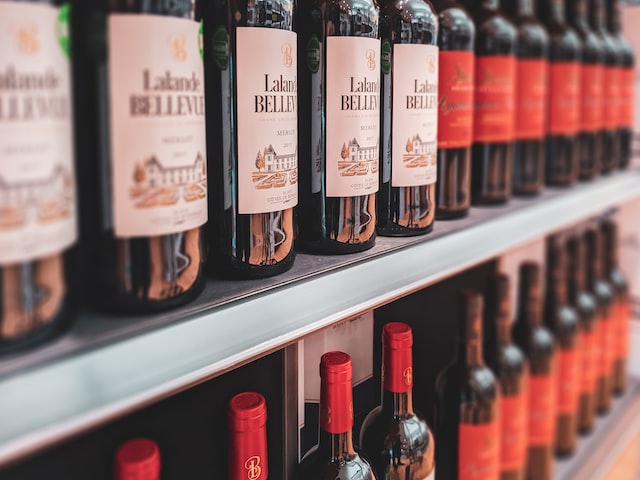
[326, 36, 380, 198]
[391, 44, 438, 187]
[236, 27, 298, 214]
[0, 2, 76, 265]
[108, 14, 207, 238]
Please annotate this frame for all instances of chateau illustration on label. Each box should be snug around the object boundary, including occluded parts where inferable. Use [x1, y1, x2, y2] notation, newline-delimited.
[403, 134, 436, 168]
[130, 154, 206, 208]
[253, 145, 298, 189]
[0, 165, 74, 231]
[338, 138, 379, 177]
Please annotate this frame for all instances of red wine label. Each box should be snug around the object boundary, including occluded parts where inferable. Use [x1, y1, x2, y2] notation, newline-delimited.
[0, 2, 77, 264]
[548, 62, 580, 135]
[391, 44, 438, 187]
[108, 14, 208, 237]
[515, 59, 547, 140]
[598, 315, 615, 376]
[325, 36, 380, 198]
[580, 64, 604, 132]
[320, 380, 353, 434]
[580, 329, 598, 393]
[500, 393, 527, 472]
[382, 346, 412, 393]
[229, 430, 268, 480]
[529, 373, 557, 446]
[474, 56, 516, 143]
[557, 348, 580, 414]
[458, 420, 500, 480]
[603, 66, 621, 129]
[438, 50, 474, 148]
[616, 301, 631, 359]
[236, 28, 298, 214]
[620, 67, 635, 128]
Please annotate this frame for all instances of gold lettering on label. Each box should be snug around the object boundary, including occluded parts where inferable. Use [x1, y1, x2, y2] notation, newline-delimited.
[403, 366, 413, 386]
[366, 49, 376, 71]
[282, 43, 293, 68]
[17, 23, 39, 55]
[170, 32, 187, 62]
[245, 455, 262, 480]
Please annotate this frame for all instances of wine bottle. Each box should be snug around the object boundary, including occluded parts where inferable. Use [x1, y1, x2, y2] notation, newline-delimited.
[297, 0, 380, 253]
[114, 438, 160, 480]
[297, 351, 377, 480]
[484, 275, 528, 480]
[502, 0, 549, 196]
[203, 0, 297, 278]
[360, 322, 436, 479]
[567, 0, 605, 180]
[0, 0, 75, 352]
[600, 220, 630, 395]
[589, 0, 620, 174]
[566, 234, 598, 434]
[512, 263, 556, 480]
[229, 392, 269, 480]
[544, 237, 580, 457]
[73, 0, 206, 312]
[537, 0, 582, 186]
[461, 0, 517, 205]
[433, 0, 474, 220]
[606, 0, 635, 169]
[376, 0, 438, 237]
[435, 290, 500, 480]
[584, 227, 614, 414]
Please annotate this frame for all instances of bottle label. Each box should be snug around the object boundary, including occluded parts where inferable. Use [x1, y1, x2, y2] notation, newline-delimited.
[500, 393, 527, 472]
[616, 301, 631, 359]
[458, 420, 500, 480]
[325, 36, 380, 198]
[603, 66, 621, 129]
[229, 429, 269, 480]
[473, 56, 516, 143]
[0, 2, 77, 264]
[391, 44, 438, 187]
[598, 315, 615, 376]
[108, 14, 207, 237]
[548, 62, 580, 135]
[529, 373, 557, 446]
[580, 329, 598, 393]
[620, 67, 634, 128]
[515, 59, 547, 140]
[236, 27, 298, 214]
[557, 348, 579, 414]
[438, 51, 473, 148]
[308, 36, 323, 194]
[580, 64, 604, 132]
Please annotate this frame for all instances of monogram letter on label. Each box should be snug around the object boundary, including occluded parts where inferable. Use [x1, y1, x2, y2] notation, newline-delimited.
[245, 455, 261, 480]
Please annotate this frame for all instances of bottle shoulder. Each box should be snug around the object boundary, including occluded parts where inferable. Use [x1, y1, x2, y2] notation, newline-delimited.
[486, 341, 527, 378]
[380, 0, 438, 44]
[437, 6, 474, 50]
[547, 24, 582, 60]
[298, 446, 377, 480]
[615, 34, 635, 66]
[515, 20, 549, 57]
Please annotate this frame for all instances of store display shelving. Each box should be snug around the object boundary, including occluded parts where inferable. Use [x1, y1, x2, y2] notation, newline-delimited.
[0, 169, 639, 468]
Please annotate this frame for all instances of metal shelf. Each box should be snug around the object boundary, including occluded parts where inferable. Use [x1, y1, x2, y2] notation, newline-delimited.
[0, 170, 639, 467]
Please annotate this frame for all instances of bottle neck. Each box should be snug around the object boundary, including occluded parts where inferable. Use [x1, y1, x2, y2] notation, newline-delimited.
[317, 430, 357, 462]
[517, 280, 543, 327]
[589, 0, 605, 30]
[607, 0, 622, 33]
[381, 390, 415, 416]
[516, 0, 536, 16]
[550, 0, 566, 22]
[547, 263, 569, 306]
[460, 336, 484, 366]
[478, 0, 500, 10]
[568, 0, 589, 27]
[495, 317, 512, 344]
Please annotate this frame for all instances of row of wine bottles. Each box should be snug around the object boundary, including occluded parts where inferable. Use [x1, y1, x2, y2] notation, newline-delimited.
[0, 0, 633, 350]
[109, 217, 630, 480]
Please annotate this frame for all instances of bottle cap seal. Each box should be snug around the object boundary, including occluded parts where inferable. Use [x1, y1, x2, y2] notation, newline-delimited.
[229, 391, 267, 432]
[382, 322, 413, 393]
[320, 351, 353, 384]
[115, 438, 160, 480]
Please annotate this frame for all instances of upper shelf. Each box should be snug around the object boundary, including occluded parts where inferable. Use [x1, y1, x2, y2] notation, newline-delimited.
[0, 169, 639, 466]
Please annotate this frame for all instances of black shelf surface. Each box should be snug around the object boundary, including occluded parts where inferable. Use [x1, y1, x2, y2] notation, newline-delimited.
[0, 169, 638, 466]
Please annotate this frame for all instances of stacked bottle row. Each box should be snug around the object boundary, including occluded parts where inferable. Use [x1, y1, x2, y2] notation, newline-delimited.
[0, 0, 634, 353]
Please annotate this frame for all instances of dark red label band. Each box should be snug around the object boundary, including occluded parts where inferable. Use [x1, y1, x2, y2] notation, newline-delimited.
[515, 59, 547, 140]
[603, 66, 621, 129]
[529, 373, 557, 446]
[500, 392, 527, 472]
[548, 62, 580, 135]
[474, 56, 516, 143]
[580, 64, 604, 132]
[438, 50, 474, 148]
[459, 420, 500, 480]
[557, 348, 579, 415]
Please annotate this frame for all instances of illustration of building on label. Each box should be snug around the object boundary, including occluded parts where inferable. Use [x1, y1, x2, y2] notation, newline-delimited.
[130, 154, 207, 208]
[0, 165, 74, 231]
[403, 134, 436, 168]
[253, 145, 298, 190]
[338, 138, 379, 177]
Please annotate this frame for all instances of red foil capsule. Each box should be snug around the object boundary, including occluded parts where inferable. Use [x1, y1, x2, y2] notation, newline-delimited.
[115, 438, 160, 480]
[382, 322, 413, 393]
[320, 351, 354, 434]
[229, 391, 269, 480]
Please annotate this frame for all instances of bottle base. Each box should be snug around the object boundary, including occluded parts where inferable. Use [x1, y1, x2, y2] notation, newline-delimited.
[376, 223, 433, 237]
[436, 208, 469, 220]
[0, 303, 69, 355]
[209, 250, 296, 280]
[471, 196, 509, 206]
[296, 235, 376, 255]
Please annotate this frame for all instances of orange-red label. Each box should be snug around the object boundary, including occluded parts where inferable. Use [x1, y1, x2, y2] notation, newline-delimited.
[598, 315, 615, 376]
[529, 374, 557, 446]
[580, 329, 598, 393]
[459, 420, 500, 480]
[557, 348, 580, 414]
[620, 67, 635, 128]
[500, 393, 527, 472]
[515, 59, 547, 140]
[580, 64, 604, 132]
[548, 62, 580, 135]
[438, 50, 474, 148]
[474, 56, 516, 143]
[616, 301, 631, 359]
[603, 66, 621, 129]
